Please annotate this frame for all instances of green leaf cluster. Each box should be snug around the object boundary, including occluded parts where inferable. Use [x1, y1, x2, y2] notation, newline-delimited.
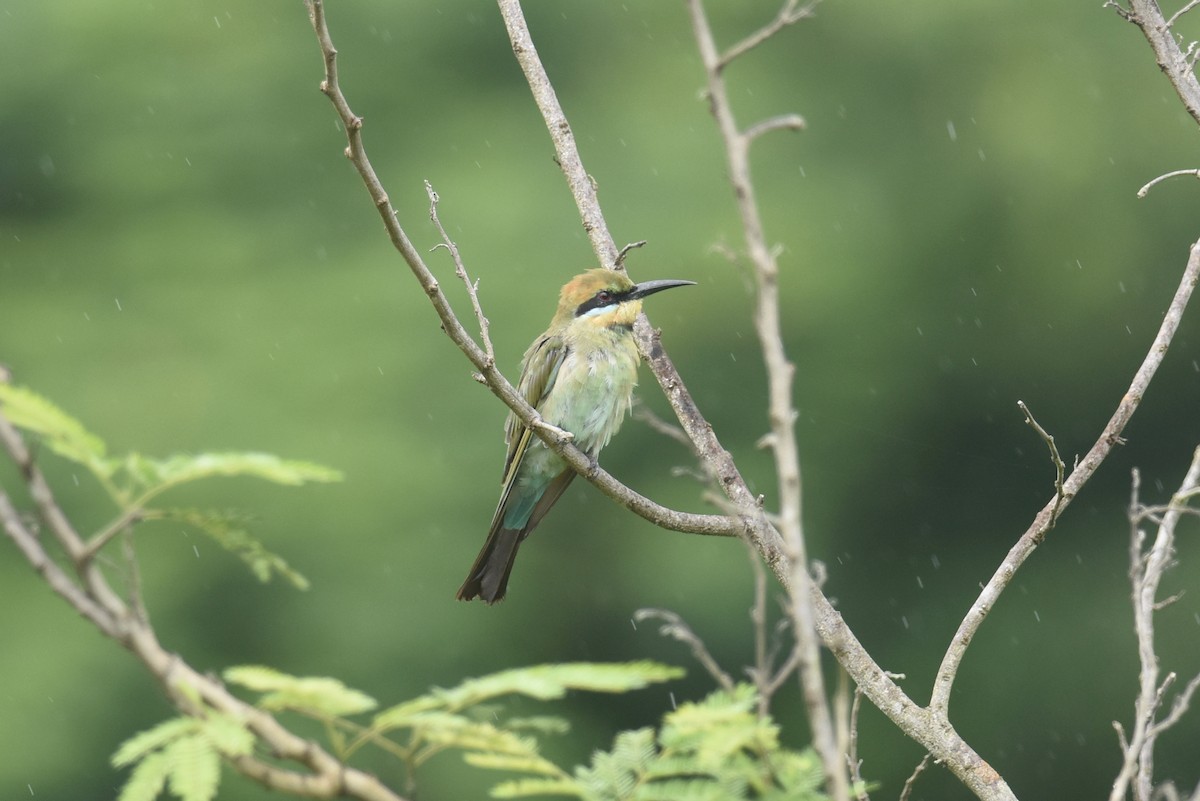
[111, 714, 253, 801]
[0, 384, 338, 586]
[567, 684, 827, 801]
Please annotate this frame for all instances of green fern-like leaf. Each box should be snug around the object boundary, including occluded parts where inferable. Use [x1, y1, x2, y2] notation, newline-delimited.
[505, 716, 571, 735]
[413, 713, 535, 755]
[113, 718, 201, 768]
[659, 684, 778, 766]
[113, 714, 246, 801]
[575, 728, 657, 801]
[630, 777, 731, 801]
[491, 777, 587, 798]
[136, 451, 342, 490]
[0, 384, 114, 478]
[375, 662, 681, 731]
[570, 685, 830, 801]
[464, 752, 566, 775]
[224, 665, 377, 716]
[116, 751, 172, 801]
[164, 508, 310, 588]
[164, 735, 220, 801]
[199, 713, 255, 758]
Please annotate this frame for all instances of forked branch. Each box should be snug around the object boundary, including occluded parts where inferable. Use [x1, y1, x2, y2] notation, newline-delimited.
[303, 0, 739, 542]
[1110, 450, 1200, 801]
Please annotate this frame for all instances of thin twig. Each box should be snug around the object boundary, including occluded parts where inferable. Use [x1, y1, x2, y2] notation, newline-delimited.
[751, 545, 771, 718]
[616, 239, 647, 267]
[716, 0, 818, 72]
[424, 180, 495, 366]
[634, 608, 736, 692]
[1167, 0, 1200, 29]
[845, 680, 870, 801]
[745, 113, 807, 143]
[1137, 169, 1200, 198]
[81, 506, 144, 564]
[631, 400, 694, 450]
[1018, 400, 1066, 525]
[899, 755, 932, 801]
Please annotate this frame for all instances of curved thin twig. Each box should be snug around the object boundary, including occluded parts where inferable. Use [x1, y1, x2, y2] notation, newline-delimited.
[1137, 168, 1200, 198]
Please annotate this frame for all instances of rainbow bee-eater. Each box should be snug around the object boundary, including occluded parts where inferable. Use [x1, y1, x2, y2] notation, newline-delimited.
[456, 268, 695, 603]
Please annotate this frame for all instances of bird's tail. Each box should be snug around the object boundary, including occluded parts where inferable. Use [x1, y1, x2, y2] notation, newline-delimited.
[455, 527, 522, 604]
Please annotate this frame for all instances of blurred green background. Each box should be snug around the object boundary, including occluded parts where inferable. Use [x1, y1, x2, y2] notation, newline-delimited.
[3, 1, 1200, 799]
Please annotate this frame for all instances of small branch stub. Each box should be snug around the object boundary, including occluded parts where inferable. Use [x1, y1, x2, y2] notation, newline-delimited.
[1137, 168, 1200, 198]
[1018, 400, 1066, 525]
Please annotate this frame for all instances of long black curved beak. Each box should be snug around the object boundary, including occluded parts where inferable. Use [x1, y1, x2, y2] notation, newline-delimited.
[629, 278, 696, 301]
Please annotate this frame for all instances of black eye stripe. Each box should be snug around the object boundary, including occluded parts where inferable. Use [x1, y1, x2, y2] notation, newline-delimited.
[574, 288, 627, 317]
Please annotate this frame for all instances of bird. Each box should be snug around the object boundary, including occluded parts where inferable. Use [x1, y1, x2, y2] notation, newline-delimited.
[456, 268, 695, 603]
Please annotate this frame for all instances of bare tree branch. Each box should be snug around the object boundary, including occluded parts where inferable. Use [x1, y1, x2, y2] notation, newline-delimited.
[1111, 0, 1200, 125]
[634, 608, 736, 692]
[931, 239, 1200, 719]
[495, 0, 619, 270]
[303, 5, 1200, 801]
[683, 1, 845, 797]
[302, 0, 739, 542]
[1110, 448, 1200, 801]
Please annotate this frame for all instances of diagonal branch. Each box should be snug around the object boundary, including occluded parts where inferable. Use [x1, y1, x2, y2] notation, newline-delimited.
[495, 0, 619, 271]
[931, 239, 1200, 718]
[303, 0, 738, 542]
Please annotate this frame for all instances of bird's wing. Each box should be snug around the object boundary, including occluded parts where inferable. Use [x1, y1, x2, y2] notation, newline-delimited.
[501, 334, 567, 483]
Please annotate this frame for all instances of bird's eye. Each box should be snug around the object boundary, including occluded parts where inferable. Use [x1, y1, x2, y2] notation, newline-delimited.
[595, 291, 612, 304]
